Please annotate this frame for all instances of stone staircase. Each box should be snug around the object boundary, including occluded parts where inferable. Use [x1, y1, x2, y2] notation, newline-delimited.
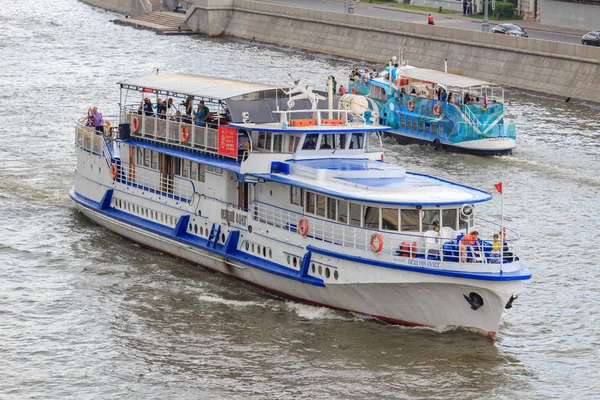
[115, 10, 192, 34]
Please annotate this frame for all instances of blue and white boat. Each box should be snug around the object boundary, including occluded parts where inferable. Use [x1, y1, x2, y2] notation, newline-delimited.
[71, 74, 530, 338]
[348, 56, 517, 155]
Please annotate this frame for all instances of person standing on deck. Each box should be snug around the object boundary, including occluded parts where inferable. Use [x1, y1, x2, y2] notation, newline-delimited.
[194, 101, 210, 126]
[91, 107, 104, 135]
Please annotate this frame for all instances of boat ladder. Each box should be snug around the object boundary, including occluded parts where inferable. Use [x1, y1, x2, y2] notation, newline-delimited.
[207, 223, 221, 248]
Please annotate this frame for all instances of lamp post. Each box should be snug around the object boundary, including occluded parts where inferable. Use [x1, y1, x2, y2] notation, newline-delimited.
[482, 0, 489, 32]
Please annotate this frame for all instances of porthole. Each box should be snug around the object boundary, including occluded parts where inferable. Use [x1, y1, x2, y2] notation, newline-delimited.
[269, 249, 272, 258]
[128, 203, 131, 212]
[188, 223, 192, 231]
[334, 270, 339, 280]
[146, 209, 149, 217]
[248, 225, 252, 233]
[252, 243, 255, 252]
[318, 265, 323, 275]
[98, 167, 101, 174]
[287, 254, 291, 264]
[270, 190, 273, 196]
[161, 214, 164, 222]
[293, 257, 297, 267]
[221, 233, 226, 243]
[90, 164, 93, 170]
[311, 263, 316, 273]
[246, 241, 250, 251]
[200, 226, 204, 236]
[194, 224, 198, 234]
[325, 268, 331, 279]
[263, 247, 266, 258]
[257, 245, 262, 255]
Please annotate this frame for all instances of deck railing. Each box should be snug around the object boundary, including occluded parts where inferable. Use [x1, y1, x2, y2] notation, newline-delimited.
[252, 201, 519, 264]
[123, 109, 232, 159]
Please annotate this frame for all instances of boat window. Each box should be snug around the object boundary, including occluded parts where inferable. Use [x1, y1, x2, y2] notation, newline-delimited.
[136, 147, 144, 166]
[151, 151, 159, 170]
[338, 200, 348, 223]
[302, 134, 318, 150]
[370, 86, 387, 101]
[258, 131, 272, 150]
[173, 157, 180, 176]
[182, 160, 190, 178]
[349, 203, 361, 227]
[421, 210, 440, 232]
[291, 186, 302, 206]
[319, 134, 334, 150]
[401, 209, 419, 231]
[364, 207, 380, 230]
[316, 194, 327, 217]
[327, 198, 336, 220]
[191, 162, 198, 181]
[338, 133, 347, 150]
[349, 133, 364, 149]
[305, 191, 316, 214]
[382, 208, 399, 231]
[273, 134, 283, 153]
[442, 209, 457, 229]
[197, 163, 205, 182]
[288, 135, 301, 153]
[143, 148, 151, 167]
[459, 214, 467, 231]
[214, 167, 223, 175]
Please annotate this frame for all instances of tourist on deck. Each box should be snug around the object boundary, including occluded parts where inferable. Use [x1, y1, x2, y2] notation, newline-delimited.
[329, 76, 337, 94]
[194, 101, 210, 126]
[166, 98, 176, 114]
[156, 98, 167, 119]
[447, 92, 454, 103]
[85, 108, 95, 127]
[91, 106, 104, 135]
[410, 88, 417, 95]
[140, 98, 154, 116]
[490, 233, 501, 262]
[460, 230, 479, 263]
[464, 93, 471, 104]
[339, 85, 346, 95]
[184, 96, 193, 116]
[441, 89, 448, 102]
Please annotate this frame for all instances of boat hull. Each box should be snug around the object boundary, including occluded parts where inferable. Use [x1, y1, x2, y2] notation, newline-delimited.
[385, 131, 516, 156]
[71, 191, 520, 337]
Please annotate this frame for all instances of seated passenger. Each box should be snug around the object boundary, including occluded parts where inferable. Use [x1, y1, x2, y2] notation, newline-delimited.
[459, 230, 479, 262]
[302, 135, 317, 150]
[194, 101, 210, 126]
[320, 139, 331, 149]
[490, 233, 501, 262]
[142, 98, 154, 116]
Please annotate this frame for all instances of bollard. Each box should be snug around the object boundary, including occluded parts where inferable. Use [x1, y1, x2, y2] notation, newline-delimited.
[439, 6, 443, 12]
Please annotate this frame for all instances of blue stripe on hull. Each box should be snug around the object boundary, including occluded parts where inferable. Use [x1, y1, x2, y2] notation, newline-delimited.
[69, 188, 324, 287]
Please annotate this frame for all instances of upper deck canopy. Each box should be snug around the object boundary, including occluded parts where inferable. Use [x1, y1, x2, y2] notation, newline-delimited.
[389, 66, 496, 89]
[118, 74, 281, 100]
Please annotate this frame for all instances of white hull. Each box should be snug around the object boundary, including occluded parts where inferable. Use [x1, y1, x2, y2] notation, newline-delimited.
[73, 199, 518, 336]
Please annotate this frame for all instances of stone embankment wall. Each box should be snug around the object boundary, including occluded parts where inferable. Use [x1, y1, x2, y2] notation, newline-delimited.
[79, 0, 151, 16]
[185, 0, 600, 103]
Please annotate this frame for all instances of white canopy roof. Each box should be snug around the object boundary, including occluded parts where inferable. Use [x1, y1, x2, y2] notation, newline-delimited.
[394, 66, 495, 89]
[118, 73, 280, 100]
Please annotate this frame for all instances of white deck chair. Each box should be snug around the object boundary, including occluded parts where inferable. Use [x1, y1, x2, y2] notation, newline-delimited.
[423, 230, 440, 259]
[438, 227, 456, 241]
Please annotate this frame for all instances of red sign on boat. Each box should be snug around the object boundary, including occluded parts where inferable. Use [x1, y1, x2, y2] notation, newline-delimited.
[218, 126, 237, 157]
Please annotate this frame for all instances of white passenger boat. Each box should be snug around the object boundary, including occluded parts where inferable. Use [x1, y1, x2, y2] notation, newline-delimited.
[71, 74, 530, 338]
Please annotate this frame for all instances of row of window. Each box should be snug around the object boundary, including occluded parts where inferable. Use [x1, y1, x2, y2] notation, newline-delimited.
[113, 198, 177, 227]
[132, 146, 223, 182]
[400, 117, 445, 137]
[242, 240, 273, 259]
[256, 131, 368, 153]
[293, 188, 466, 232]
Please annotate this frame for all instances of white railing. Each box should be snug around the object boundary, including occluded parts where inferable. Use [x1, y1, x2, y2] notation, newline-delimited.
[115, 160, 196, 203]
[124, 110, 230, 159]
[75, 121, 116, 167]
[252, 201, 520, 263]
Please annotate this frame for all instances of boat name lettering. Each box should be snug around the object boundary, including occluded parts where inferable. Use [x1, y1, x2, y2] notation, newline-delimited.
[221, 209, 247, 227]
[400, 258, 441, 268]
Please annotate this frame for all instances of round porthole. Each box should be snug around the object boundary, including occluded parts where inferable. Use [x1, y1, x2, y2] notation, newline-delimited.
[246, 241, 250, 251]
[325, 268, 331, 278]
[318, 265, 323, 276]
[248, 225, 253, 233]
[334, 270, 339, 280]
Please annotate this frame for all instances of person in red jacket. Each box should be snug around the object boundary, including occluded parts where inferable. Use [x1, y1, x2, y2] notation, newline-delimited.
[460, 230, 479, 262]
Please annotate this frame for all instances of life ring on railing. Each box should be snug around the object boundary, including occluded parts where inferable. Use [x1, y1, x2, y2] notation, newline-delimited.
[132, 116, 140, 133]
[110, 162, 118, 180]
[181, 125, 190, 143]
[433, 103, 442, 116]
[298, 217, 309, 237]
[370, 233, 383, 253]
[407, 100, 415, 112]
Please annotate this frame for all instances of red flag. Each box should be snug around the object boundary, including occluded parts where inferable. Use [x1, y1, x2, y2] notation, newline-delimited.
[494, 182, 502, 194]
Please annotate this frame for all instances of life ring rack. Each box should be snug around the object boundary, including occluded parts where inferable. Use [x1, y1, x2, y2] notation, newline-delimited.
[370, 233, 384, 253]
[407, 100, 415, 112]
[298, 217, 309, 237]
[181, 125, 190, 143]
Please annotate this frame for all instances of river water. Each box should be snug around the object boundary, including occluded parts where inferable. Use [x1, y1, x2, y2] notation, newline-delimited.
[1, 1, 599, 399]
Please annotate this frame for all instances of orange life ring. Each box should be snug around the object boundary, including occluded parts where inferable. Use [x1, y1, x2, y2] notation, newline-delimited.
[407, 100, 415, 112]
[370, 233, 383, 253]
[298, 217, 309, 237]
[110, 162, 118, 180]
[132, 116, 140, 132]
[433, 103, 442, 116]
[181, 125, 190, 143]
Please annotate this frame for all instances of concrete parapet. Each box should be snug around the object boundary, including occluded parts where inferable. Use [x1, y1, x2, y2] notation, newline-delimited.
[80, 0, 151, 16]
